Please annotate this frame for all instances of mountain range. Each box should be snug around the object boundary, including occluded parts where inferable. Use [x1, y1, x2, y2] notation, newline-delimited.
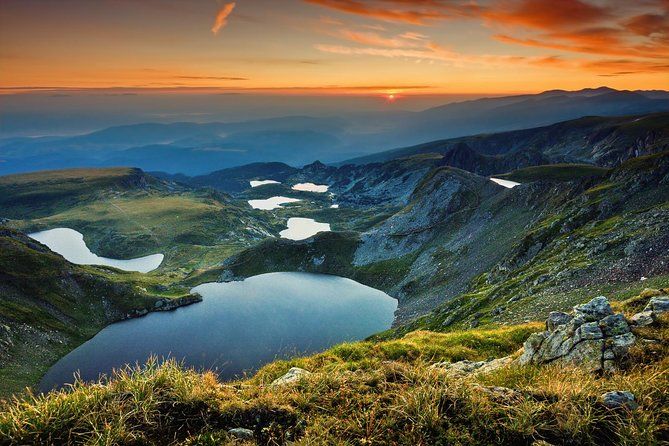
[2, 87, 668, 176]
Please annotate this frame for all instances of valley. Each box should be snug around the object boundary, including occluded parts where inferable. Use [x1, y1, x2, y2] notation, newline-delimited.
[0, 108, 668, 445]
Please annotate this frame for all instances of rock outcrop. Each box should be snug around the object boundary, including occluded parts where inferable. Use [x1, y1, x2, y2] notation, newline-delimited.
[271, 367, 311, 386]
[629, 295, 669, 327]
[600, 391, 638, 410]
[431, 356, 513, 376]
[518, 296, 636, 373]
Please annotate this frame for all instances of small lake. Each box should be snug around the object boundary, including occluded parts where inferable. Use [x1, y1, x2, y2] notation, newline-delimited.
[490, 178, 521, 189]
[292, 182, 329, 193]
[29, 228, 163, 273]
[248, 196, 301, 210]
[250, 180, 280, 187]
[40, 272, 397, 391]
[280, 217, 330, 240]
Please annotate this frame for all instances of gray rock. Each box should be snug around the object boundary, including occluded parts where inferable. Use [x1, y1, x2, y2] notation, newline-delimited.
[518, 332, 547, 365]
[600, 391, 638, 410]
[432, 356, 514, 376]
[518, 295, 636, 373]
[228, 428, 254, 440]
[606, 332, 636, 358]
[271, 367, 311, 386]
[630, 311, 655, 327]
[431, 359, 486, 375]
[441, 315, 455, 327]
[598, 314, 630, 337]
[491, 306, 505, 316]
[563, 339, 604, 373]
[153, 299, 164, 308]
[546, 311, 572, 331]
[644, 296, 669, 313]
[573, 296, 613, 321]
[573, 322, 603, 344]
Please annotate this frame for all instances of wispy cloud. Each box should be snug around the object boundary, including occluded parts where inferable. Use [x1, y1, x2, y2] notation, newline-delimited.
[177, 75, 248, 80]
[212, 2, 236, 35]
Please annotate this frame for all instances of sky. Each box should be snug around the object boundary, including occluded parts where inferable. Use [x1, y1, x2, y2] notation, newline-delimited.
[1, 0, 668, 97]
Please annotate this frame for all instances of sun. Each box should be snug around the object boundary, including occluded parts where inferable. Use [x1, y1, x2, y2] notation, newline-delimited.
[385, 93, 397, 103]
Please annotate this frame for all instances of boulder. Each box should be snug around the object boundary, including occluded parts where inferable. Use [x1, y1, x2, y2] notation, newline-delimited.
[518, 296, 635, 372]
[271, 367, 311, 386]
[228, 428, 254, 440]
[645, 296, 669, 313]
[432, 356, 513, 376]
[600, 391, 638, 410]
[573, 296, 613, 321]
[546, 311, 572, 331]
[630, 295, 669, 327]
[598, 314, 630, 337]
[629, 311, 654, 327]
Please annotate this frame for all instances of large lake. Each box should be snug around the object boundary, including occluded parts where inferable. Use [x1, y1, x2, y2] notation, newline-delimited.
[40, 272, 397, 391]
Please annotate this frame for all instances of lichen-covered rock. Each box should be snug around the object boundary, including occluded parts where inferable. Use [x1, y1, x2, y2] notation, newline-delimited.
[546, 311, 572, 331]
[600, 391, 638, 410]
[630, 311, 655, 327]
[432, 356, 513, 376]
[518, 296, 635, 372]
[228, 427, 254, 440]
[271, 367, 311, 386]
[645, 296, 669, 313]
[630, 295, 669, 327]
[598, 314, 630, 337]
[573, 296, 613, 321]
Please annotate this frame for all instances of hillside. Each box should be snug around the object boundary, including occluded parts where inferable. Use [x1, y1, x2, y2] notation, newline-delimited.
[0, 227, 198, 395]
[0, 168, 275, 271]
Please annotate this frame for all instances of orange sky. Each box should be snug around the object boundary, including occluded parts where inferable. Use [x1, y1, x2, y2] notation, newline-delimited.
[1, 0, 667, 95]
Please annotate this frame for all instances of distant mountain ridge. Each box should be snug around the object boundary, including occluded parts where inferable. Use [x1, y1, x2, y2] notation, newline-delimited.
[345, 112, 669, 168]
[1, 87, 667, 176]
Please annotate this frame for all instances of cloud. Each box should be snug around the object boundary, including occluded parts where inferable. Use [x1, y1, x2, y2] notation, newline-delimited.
[484, 0, 610, 30]
[177, 75, 248, 80]
[212, 2, 236, 35]
[304, 0, 467, 25]
[337, 29, 421, 47]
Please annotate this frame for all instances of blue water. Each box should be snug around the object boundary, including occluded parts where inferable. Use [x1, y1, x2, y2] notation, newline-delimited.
[40, 272, 397, 391]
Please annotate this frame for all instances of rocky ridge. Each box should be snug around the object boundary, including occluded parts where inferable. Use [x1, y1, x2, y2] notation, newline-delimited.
[518, 295, 668, 373]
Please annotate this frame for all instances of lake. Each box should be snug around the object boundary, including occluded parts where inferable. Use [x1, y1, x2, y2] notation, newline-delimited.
[490, 178, 521, 189]
[250, 179, 280, 187]
[291, 182, 329, 193]
[248, 196, 301, 210]
[39, 272, 397, 391]
[279, 217, 330, 240]
[29, 227, 163, 273]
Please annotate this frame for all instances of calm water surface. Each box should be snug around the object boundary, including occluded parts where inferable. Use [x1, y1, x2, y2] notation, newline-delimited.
[29, 228, 163, 273]
[40, 272, 397, 391]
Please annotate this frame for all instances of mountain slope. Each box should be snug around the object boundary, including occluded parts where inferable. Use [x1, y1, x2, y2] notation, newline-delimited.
[1, 168, 275, 271]
[346, 113, 669, 168]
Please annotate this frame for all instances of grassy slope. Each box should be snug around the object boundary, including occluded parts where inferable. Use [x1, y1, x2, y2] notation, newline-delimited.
[1, 289, 667, 445]
[1, 168, 277, 272]
[0, 168, 149, 219]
